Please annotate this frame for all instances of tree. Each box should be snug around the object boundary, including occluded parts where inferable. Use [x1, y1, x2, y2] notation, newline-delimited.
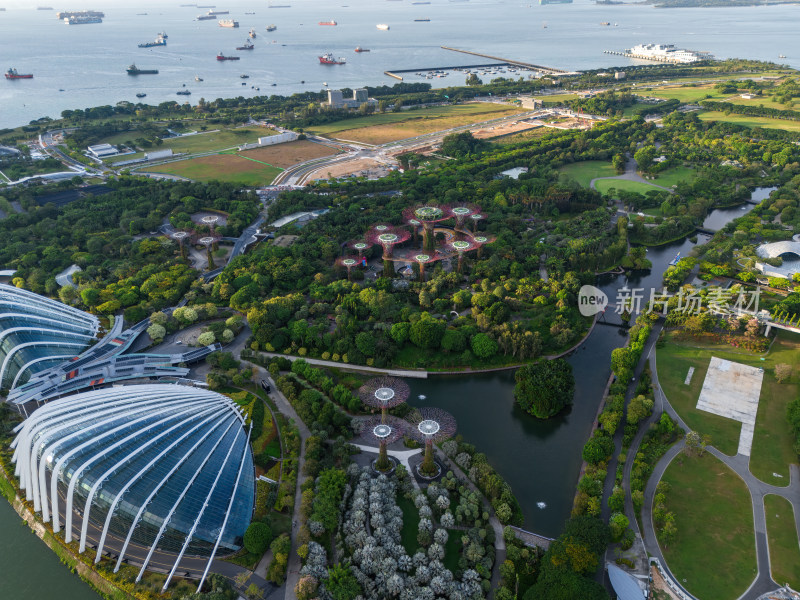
[609, 513, 629, 542]
[612, 153, 626, 174]
[684, 430, 706, 456]
[147, 323, 166, 342]
[515, 359, 575, 419]
[198, 331, 216, 346]
[582, 434, 614, 465]
[243, 522, 273, 555]
[626, 395, 654, 425]
[471, 332, 498, 359]
[325, 564, 361, 600]
[294, 576, 319, 600]
[410, 313, 445, 349]
[466, 73, 483, 86]
[775, 363, 792, 383]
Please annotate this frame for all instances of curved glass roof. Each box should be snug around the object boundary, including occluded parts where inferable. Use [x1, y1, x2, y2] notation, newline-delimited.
[11, 384, 255, 568]
[0, 284, 98, 390]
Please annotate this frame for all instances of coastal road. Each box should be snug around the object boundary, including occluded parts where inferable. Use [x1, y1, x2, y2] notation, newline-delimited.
[40, 129, 103, 176]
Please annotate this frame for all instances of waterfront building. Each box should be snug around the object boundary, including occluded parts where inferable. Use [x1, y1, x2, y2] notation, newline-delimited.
[11, 384, 255, 585]
[755, 239, 800, 279]
[324, 88, 378, 109]
[0, 284, 98, 390]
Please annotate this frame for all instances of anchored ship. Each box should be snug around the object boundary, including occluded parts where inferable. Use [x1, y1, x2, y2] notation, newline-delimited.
[5, 68, 33, 79]
[126, 64, 159, 75]
[138, 32, 168, 48]
[236, 40, 255, 50]
[197, 14, 215, 20]
[266, 24, 277, 31]
[355, 46, 370, 52]
[376, 23, 389, 30]
[218, 19, 239, 27]
[319, 20, 337, 26]
[56, 10, 103, 19]
[65, 15, 102, 24]
[319, 52, 346, 65]
[216, 52, 240, 61]
[249, 27, 257, 38]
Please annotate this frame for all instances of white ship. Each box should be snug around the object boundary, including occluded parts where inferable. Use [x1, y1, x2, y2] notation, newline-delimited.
[376, 23, 389, 30]
[218, 19, 239, 28]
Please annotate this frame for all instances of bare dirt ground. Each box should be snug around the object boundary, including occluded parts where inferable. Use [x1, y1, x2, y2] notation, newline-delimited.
[650, 565, 683, 600]
[305, 157, 393, 181]
[472, 120, 544, 139]
[239, 140, 338, 168]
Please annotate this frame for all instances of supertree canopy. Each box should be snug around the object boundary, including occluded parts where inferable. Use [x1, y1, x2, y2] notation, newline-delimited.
[399, 249, 444, 283]
[366, 226, 411, 276]
[448, 238, 480, 273]
[358, 376, 410, 423]
[403, 205, 452, 252]
[472, 233, 496, 259]
[347, 239, 372, 257]
[360, 415, 406, 471]
[194, 232, 222, 270]
[450, 204, 479, 230]
[469, 212, 485, 232]
[407, 407, 457, 477]
[336, 256, 360, 279]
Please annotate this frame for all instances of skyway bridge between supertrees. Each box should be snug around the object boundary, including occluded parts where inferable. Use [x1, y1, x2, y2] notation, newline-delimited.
[335, 204, 494, 281]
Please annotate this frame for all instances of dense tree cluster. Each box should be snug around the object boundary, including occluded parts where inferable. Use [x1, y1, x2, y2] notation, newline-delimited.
[514, 359, 575, 419]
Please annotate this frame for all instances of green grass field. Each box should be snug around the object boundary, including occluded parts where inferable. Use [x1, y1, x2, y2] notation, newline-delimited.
[306, 103, 525, 144]
[697, 111, 800, 132]
[657, 330, 800, 479]
[397, 494, 421, 555]
[764, 494, 800, 590]
[537, 93, 579, 105]
[659, 453, 757, 600]
[594, 178, 666, 196]
[645, 84, 725, 104]
[649, 166, 697, 188]
[558, 160, 617, 187]
[143, 153, 282, 185]
[105, 126, 273, 161]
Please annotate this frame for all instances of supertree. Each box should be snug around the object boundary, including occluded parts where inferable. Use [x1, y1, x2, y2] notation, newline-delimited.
[347, 239, 372, 261]
[407, 407, 457, 478]
[336, 256, 359, 280]
[366, 226, 410, 277]
[406, 217, 422, 245]
[403, 205, 452, 252]
[400, 249, 443, 283]
[360, 415, 406, 472]
[358, 376, 410, 423]
[171, 230, 191, 260]
[195, 233, 221, 270]
[471, 233, 496, 259]
[449, 204, 479, 232]
[448, 238, 480, 273]
[469, 212, 485, 233]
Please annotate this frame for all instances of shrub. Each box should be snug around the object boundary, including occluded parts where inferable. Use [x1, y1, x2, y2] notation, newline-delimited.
[243, 521, 273, 555]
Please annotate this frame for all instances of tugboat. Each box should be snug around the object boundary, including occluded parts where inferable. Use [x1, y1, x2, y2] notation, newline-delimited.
[249, 27, 257, 38]
[176, 90, 191, 95]
[126, 64, 159, 75]
[240, 74, 249, 78]
[318, 52, 346, 65]
[354, 46, 369, 52]
[266, 24, 277, 31]
[216, 52, 241, 61]
[5, 67, 33, 79]
[138, 32, 167, 48]
[136, 92, 147, 98]
[236, 39, 255, 50]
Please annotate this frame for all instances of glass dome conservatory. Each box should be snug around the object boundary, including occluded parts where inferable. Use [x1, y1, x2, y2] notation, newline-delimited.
[11, 384, 255, 581]
[0, 283, 98, 390]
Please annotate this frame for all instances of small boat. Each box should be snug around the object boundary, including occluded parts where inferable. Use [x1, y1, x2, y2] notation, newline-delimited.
[240, 74, 249, 78]
[271, 82, 276, 86]
[217, 52, 241, 61]
[669, 252, 681, 266]
[376, 23, 389, 30]
[176, 90, 191, 95]
[236, 40, 255, 50]
[600, 22, 610, 26]
[195, 75, 204, 81]
[355, 46, 370, 52]
[266, 24, 277, 31]
[323, 81, 328, 86]
[136, 92, 146, 98]
[249, 27, 257, 38]
[318, 20, 337, 26]
[779, 54, 786, 58]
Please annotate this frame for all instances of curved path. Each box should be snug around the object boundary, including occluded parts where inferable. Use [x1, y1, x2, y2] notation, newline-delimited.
[589, 155, 673, 193]
[633, 335, 800, 600]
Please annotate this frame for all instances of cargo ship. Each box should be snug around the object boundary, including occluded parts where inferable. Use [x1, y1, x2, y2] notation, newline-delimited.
[56, 10, 103, 19]
[376, 23, 389, 30]
[319, 52, 346, 65]
[65, 15, 102, 24]
[538, 0, 572, 4]
[37, 6, 53, 9]
[5, 68, 33, 79]
[138, 32, 167, 47]
[126, 64, 159, 75]
[218, 19, 239, 27]
[266, 24, 277, 31]
[216, 52, 240, 60]
[414, 18, 430, 22]
[207, 9, 228, 15]
[236, 40, 254, 50]
[319, 20, 337, 26]
[196, 14, 215, 20]
[354, 46, 369, 52]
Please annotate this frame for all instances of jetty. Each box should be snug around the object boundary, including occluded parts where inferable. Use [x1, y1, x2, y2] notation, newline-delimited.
[440, 46, 571, 75]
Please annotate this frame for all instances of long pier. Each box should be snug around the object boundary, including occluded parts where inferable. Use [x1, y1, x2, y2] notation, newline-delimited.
[384, 62, 520, 81]
[440, 46, 571, 75]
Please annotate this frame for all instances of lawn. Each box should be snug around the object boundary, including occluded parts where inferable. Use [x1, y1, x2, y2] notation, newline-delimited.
[697, 111, 800, 133]
[657, 330, 800, 479]
[646, 84, 724, 104]
[594, 178, 666, 196]
[649, 166, 696, 188]
[307, 103, 525, 144]
[238, 140, 338, 168]
[764, 494, 800, 590]
[659, 452, 757, 600]
[558, 160, 617, 187]
[397, 494, 421, 555]
[141, 154, 282, 185]
[536, 93, 579, 105]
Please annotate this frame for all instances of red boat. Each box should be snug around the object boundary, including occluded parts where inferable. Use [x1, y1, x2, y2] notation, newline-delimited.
[217, 52, 241, 61]
[318, 52, 346, 65]
[5, 68, 33, 79]
[318, 20, 337, 26]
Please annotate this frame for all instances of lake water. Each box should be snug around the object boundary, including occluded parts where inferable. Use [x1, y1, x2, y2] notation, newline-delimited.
[1, 0, 799, 129]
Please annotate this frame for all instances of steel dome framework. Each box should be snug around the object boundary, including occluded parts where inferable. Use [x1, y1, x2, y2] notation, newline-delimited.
[11, 384, 254, 590]
[0, 284, 99, 390]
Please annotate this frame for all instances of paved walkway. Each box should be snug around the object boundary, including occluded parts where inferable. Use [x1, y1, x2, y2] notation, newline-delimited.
[589, 155, 673, 194]
[257, 352, 428, 379]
